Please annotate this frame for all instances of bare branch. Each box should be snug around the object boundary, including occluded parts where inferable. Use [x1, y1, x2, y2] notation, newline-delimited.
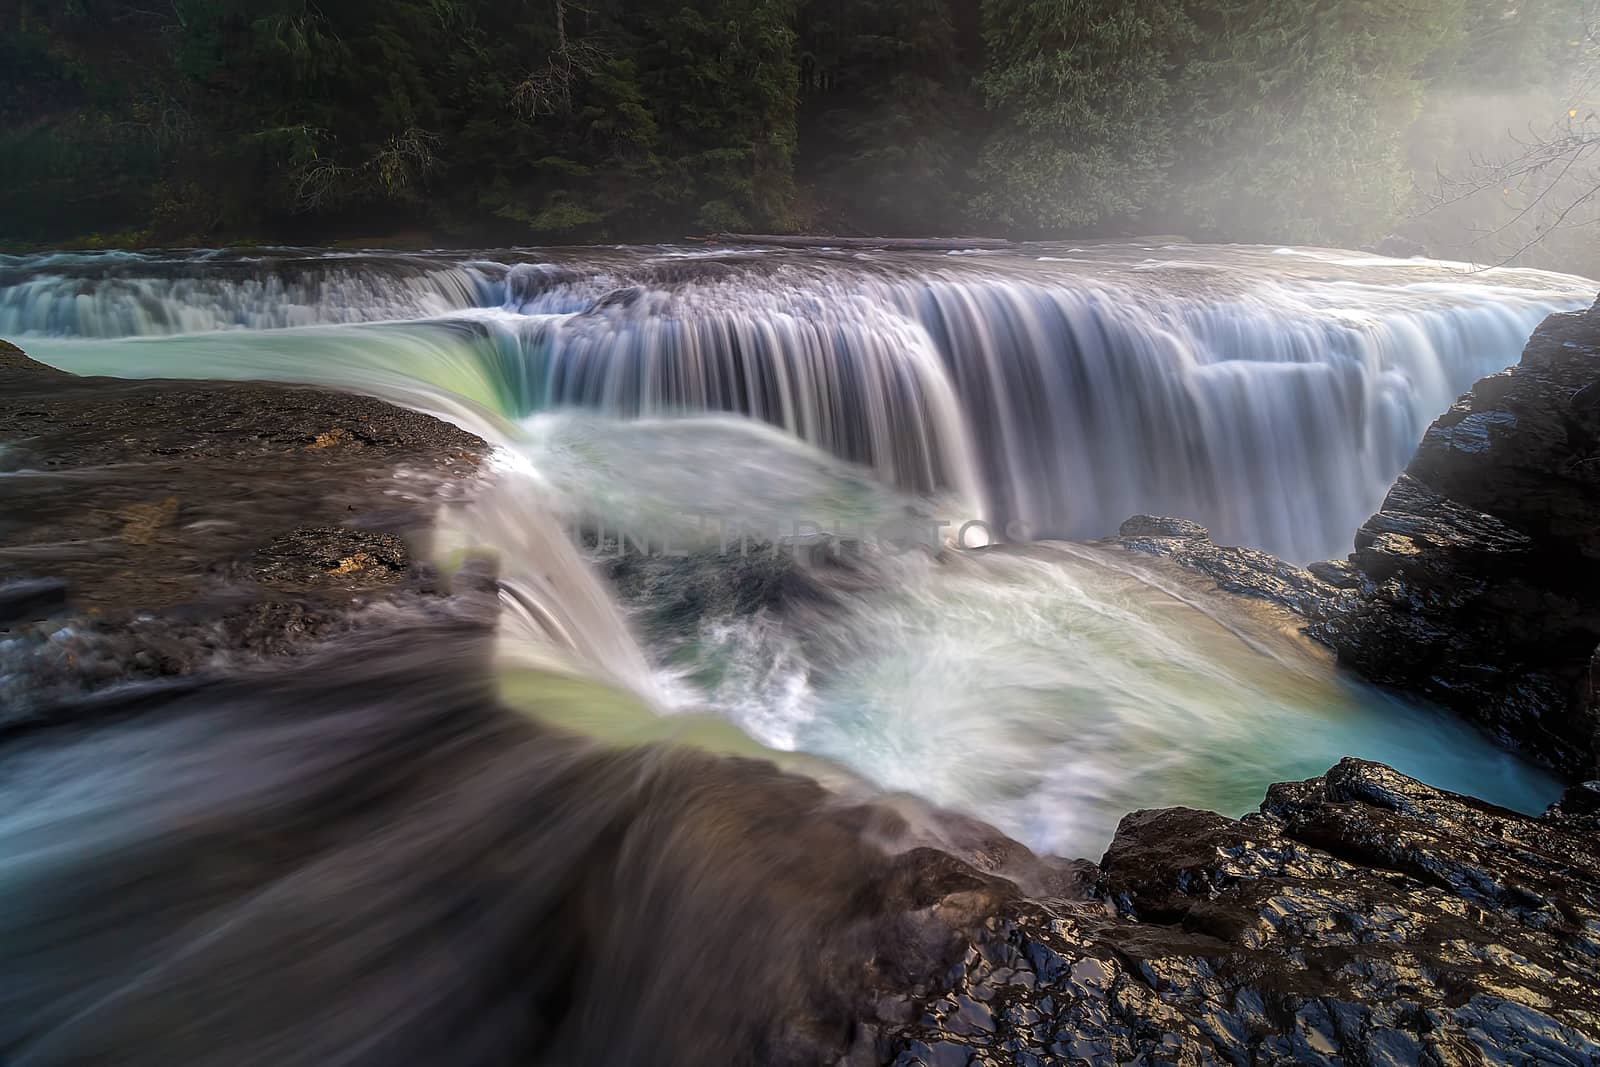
[512, 1, 610, 119]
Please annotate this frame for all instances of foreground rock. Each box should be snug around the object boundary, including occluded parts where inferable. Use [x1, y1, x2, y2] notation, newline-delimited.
[9, 609, 1598, 1063]
[1115, 298, 1600, 780]
[0, 339, 486, 710]
[879, 759, 1600, 1065]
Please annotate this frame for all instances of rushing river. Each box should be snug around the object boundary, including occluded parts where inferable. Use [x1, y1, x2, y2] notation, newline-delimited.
[2, 242, 1589, 855]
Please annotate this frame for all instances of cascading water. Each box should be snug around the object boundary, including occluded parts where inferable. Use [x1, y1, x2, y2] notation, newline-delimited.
[1, 243, 1586, 855]
[7, 244, 1590, 561]
[505, 414, 1562, 856]
[0, 250, 497, 337]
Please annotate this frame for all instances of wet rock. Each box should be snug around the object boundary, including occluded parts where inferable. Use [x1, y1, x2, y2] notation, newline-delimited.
[1554, 779, 1600, 819]
[0, 337, 67, 377]
[1305, 559, 1361, 589]
[1118, 515, 1210, 541]
[881, 759, 1600, 1064]
[0, 340, 486, 711]
[250, 527, 410, 588]
[1112, 516, 1353, 623]
[116, 497, 180, 546]
[1313, 300, 1600, 777]
[0, 578, 70, 626]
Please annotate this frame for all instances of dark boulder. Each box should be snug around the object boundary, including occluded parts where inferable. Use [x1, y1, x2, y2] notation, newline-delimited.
[880, 759, 1600, 1065]
[1313, 299, 1600, 777]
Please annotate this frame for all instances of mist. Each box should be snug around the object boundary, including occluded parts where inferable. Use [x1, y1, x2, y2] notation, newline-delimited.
[0, 0, 1594, 268]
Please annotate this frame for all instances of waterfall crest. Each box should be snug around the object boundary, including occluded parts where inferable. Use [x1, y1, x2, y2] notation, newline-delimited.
[6, 244, 1591, 560]
[0, 243, 1576, 857]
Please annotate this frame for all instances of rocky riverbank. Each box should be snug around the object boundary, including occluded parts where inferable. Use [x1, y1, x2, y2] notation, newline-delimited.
[879, 298, 1600, 1061]
[1115, 297, 1600, 782]
[878, 759, 1600, 1065]
[0, 339, 486, 713]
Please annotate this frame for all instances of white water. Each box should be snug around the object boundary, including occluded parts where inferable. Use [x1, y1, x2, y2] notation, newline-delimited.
[512, 414, 1561, 856]
[1, 243, 1582, 855]
[6, 244, 1591, 561]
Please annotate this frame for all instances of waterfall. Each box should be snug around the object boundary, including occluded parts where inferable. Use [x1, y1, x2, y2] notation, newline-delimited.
[0, 242, 1577, 856]
[0, 247, 1585, 1067]
[5, 245, 1592, 561]
[0, 251, 499, 337]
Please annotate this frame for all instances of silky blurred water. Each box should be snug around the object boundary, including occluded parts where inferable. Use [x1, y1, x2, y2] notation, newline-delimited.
[510, 415, 1562, 857]
[11, 243, 1593, 561]
[4, 243, 1578, 855]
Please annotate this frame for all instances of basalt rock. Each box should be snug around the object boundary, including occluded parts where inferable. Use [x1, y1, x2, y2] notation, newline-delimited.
[1114, 297, 1600, 779]
[1314, 299, 1600, 778]
[879, 758, 1600, 1065]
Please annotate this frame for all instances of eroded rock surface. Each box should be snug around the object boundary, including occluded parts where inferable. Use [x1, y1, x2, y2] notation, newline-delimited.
[879, 759, 1600, 1066]
[0, 340, 486, 711]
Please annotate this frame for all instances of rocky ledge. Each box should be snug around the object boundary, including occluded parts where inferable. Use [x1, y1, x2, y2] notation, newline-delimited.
[0, 339, 487, 712]
[1115, 297, 1600, 780]
[880, 758, 1600, 1065]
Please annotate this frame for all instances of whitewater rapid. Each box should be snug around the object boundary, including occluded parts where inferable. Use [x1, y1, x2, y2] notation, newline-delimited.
[1, 242, 1584, 854]
[5, 244, 1591, 562]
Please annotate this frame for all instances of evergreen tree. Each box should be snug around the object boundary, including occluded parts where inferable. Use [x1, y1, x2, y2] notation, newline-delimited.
[796, 0, 983, 234]
[973, 0, 1188, 235]
[0, 0, 1590, 252]
[1170, 0, 1467, 246]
